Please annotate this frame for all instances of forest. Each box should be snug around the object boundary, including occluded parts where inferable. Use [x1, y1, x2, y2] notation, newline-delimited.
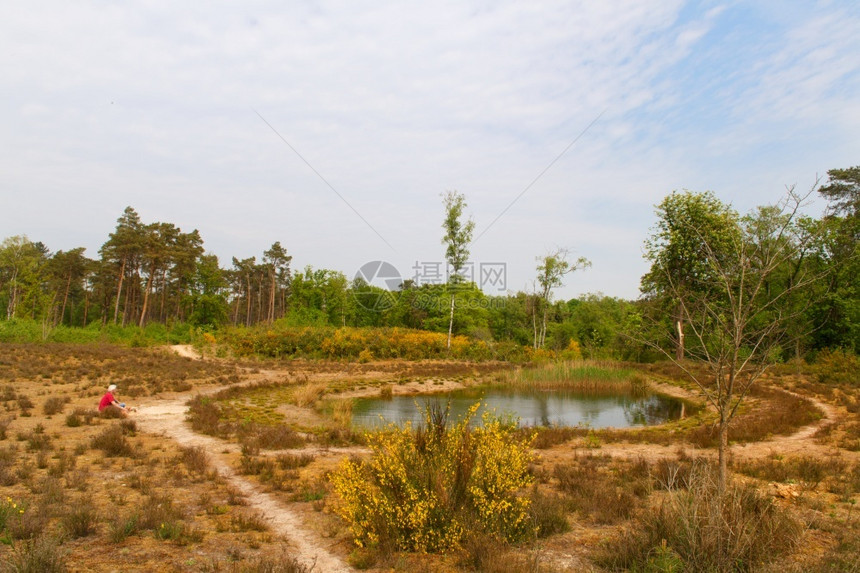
[0, 167, 858, 572]
[1, 166, 857, 359]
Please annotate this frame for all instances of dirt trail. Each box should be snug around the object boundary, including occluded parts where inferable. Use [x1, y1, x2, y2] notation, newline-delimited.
[567, 394, 855, 466]
[134, 346, 354, 572]
[148, 346, 853, 569]
[171, 344, 203, 360]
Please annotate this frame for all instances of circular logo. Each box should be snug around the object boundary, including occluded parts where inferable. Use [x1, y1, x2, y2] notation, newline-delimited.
[353, 261, 402, 311]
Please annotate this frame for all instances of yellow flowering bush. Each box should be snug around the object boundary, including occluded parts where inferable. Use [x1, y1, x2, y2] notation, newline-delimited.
[330, 404, 534, 553]
[226, 326, 494, 360]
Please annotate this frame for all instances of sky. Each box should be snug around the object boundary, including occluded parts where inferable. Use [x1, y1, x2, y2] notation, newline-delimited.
[2, 0, 859, 301]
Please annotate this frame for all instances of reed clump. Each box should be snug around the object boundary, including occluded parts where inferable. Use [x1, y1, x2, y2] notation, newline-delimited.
[501, 360, 644, 394]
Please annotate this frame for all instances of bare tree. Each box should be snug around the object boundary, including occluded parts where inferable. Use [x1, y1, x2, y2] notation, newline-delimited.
[642, 186, 822, 493]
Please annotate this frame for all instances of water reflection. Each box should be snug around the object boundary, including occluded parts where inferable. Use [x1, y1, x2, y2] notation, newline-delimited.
[352, 387, 687, 429]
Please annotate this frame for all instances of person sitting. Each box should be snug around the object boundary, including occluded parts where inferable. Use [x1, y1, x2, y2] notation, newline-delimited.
[98, 384, 129, 416]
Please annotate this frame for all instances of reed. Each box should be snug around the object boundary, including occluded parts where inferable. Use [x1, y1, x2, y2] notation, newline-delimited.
[500, 360, 644, 393]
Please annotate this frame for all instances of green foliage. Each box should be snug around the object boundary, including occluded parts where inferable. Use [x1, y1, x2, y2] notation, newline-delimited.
[0, 318, 194, 345]
[818, 165, 860, 217]
[641, 190, 740, 358]
[441, 191, 475, 282]
[560, 294, 649, 360]
[441, 190, 476, 349]
[330, 403, 534, 552]
[534, 249, 591, 349]
[805, 168, 860, 353]
[3, 169, 857, 355]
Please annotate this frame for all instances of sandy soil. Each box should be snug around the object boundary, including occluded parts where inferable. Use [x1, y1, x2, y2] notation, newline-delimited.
[543, 393, 856, 468]
[137, 346, 854, 572]
[134, 346, 354, 572]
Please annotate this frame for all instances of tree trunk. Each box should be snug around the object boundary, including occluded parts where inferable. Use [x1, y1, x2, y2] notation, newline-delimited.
[268, 273, 276, 323]
[541, 305, 548, 349]
[231, 294, 239, 325]
[675, 302, 685, 360]
[159, 268, 168, 321]
[139, 271, 154, 328]
[245, 275, 252, 327]
[113, 257, 126, 325]
[718, 413, 729, 496]
[82, 286, 90, 326]
[6, 268, 19, 319]
[58, 273, 72, 327]
[447, 293, 455, 350]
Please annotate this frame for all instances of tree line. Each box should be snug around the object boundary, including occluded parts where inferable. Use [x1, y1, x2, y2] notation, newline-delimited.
[1, 166, 856, 358]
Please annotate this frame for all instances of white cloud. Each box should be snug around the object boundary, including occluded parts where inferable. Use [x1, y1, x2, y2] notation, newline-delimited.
[1, 0, 858, 300]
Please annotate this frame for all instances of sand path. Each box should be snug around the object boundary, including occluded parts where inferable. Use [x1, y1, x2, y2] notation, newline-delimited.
[134, 345, 353, 573]
[138, 346, 854, 571]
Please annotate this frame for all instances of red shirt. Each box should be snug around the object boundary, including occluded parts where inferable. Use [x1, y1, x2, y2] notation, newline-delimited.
[98, 392, 115, 411]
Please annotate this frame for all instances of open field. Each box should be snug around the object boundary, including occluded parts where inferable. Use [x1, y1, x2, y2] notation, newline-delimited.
[0, 344, 858, 572]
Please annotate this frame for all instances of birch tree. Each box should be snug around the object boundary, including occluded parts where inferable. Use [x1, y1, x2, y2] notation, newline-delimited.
[534, 249, 590, 349]
[441, 191, 474, 350]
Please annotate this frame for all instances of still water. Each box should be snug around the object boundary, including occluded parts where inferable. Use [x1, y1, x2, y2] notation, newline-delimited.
[352, 386, 686, 429]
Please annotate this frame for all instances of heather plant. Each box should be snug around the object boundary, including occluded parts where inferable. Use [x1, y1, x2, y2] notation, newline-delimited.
[1, 534, 67, 573]
[60, 497, 99, 538]
[330, 403, 534, 553]
[90, 425, 133, 457]
[601, 462, 802, 572]
[42, 397, 66, 416]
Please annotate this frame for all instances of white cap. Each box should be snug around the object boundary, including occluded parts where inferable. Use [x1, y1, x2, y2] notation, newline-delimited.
[108, 384, 117, 392]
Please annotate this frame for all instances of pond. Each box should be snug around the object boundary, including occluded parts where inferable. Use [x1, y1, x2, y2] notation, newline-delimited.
[351, 386, 689, 429]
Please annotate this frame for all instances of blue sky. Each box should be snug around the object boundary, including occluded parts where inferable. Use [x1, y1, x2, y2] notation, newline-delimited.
[2, 0, 858, 300]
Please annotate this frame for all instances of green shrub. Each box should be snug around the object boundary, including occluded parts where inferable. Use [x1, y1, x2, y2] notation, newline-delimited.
[0, 318, 194, 346]
[223, 325, 493, 361]
[330, 403, 534, 553]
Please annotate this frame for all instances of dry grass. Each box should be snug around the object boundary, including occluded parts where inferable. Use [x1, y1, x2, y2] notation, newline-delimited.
[292, 381, 327, 407]
[553, 453, 650, 524]
[733, 454, 848, 493]
[0, 343, 856, 572]
[599, 462, 804, 572]
[687, 386, 822, 447]
[0, 344, 307, 572]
